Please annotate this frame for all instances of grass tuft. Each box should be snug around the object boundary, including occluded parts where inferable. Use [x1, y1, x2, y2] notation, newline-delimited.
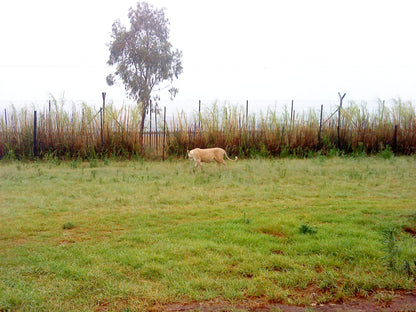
[62, 222, 75, 230]
[299, 224, 317, 235]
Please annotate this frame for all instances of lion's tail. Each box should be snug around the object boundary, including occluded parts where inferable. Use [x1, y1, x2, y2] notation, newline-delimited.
[225, 153, 238, 161]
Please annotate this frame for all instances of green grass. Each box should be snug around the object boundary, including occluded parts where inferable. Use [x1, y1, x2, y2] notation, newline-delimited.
[1, 157, 416, 311]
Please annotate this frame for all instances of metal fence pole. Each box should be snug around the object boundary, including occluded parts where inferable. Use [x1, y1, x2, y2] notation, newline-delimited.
[198, 100, 201, 129]
[33, 110, 37, 157]
[163, 106, 166, 161]
[338, 92, 346, 149]
[318, 104, 323, 147]
[291, 100, 294, 125]
[246, 100, 249, 128]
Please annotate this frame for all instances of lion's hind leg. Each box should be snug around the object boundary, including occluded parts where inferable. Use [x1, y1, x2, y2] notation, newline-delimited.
[215, 157, 227, 169]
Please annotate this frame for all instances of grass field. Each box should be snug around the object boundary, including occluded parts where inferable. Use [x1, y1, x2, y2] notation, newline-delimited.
[1, 156, 416, 311]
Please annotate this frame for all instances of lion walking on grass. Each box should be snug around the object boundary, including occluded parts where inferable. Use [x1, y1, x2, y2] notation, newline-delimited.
[187, 148, 238, 169]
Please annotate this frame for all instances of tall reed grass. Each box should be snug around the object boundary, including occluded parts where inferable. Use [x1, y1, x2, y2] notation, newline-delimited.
[0, 97, 415, 159]
[168, 98, 416, 157]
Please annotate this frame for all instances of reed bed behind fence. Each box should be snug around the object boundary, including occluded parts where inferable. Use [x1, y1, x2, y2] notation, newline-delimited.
[1, 97, 415, 160]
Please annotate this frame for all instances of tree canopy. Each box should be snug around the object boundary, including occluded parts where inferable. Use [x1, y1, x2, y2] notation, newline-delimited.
[107, 2, 183, 146]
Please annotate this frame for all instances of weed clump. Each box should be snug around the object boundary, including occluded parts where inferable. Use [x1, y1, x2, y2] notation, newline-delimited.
[381, 228, 399, 270]
[403, 260, 416, 277]
[299, 224, 317, 235]
[381, 227, 416, 277]
[378, 145, 394, 159]
[62, 222, 75, 230]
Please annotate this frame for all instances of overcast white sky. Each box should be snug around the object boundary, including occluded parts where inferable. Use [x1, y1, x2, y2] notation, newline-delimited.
[0, 0, 415, 113]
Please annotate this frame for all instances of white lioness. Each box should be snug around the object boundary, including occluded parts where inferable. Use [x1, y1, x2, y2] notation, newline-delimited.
[187, 147, 238, 169]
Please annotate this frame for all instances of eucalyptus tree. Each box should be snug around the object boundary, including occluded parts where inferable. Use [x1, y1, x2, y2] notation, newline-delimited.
[106, 2, 183, 148]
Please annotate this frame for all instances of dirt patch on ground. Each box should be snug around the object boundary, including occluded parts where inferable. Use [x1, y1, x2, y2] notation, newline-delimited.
[403, 226, 416, 238]
[158, 290, 416, 312]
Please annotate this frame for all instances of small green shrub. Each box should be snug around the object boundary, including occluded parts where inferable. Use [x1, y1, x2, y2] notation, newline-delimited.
[89, 158, 98, 168]
[90, 170, 97, 179]
[280, 146, 291, 158]
[353, 142, 366, 157]
[327, 148, 341, 158]
[243, 212, 251, 224]
[62, 222, 75, 230]
[278, 168, 287, 179]
[299, 224, 317, 234]
[70, 159, 81, 169]
[4, 149, 17, 161]
[378, 145, 394, 159]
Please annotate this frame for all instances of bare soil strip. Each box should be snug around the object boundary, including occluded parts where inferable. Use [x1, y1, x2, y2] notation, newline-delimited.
[159, 290, 416, 312]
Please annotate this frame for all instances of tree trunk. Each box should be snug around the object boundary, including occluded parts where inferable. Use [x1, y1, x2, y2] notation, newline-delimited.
[138, 100, 148, 154]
